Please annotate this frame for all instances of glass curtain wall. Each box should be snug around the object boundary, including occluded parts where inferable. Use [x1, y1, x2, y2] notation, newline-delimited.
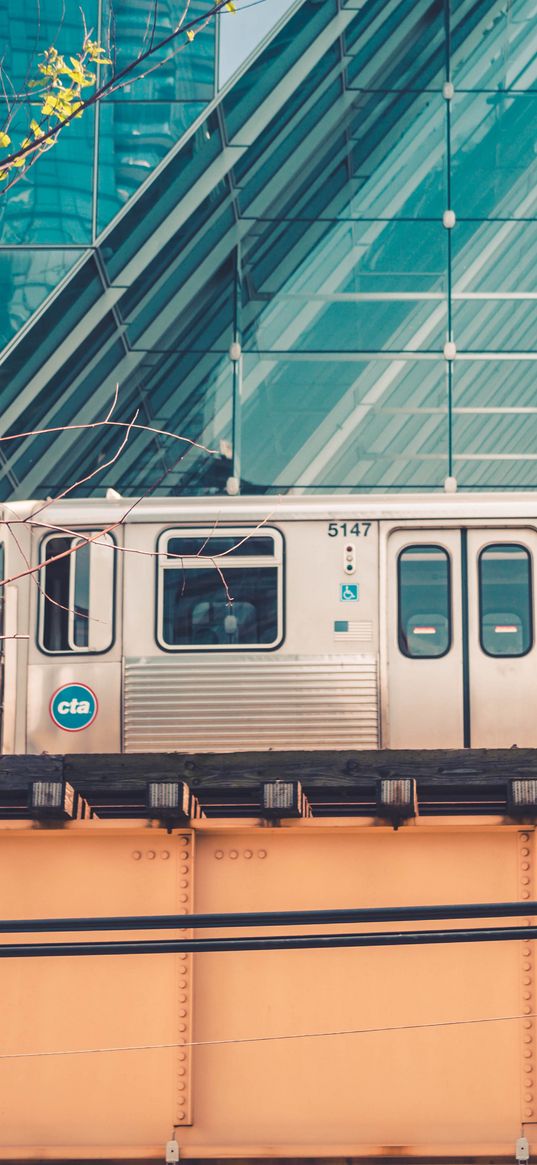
[234, 0, 537, 491]
[0, 0, 535, 497]
[0, 0, 216, 348]
[101, 0, 537, 496]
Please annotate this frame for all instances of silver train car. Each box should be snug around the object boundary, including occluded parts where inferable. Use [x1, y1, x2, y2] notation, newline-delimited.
[1, 493, 536, 754]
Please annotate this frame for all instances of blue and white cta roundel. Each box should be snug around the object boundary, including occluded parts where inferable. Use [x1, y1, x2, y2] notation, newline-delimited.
[49, 684, 98, 732]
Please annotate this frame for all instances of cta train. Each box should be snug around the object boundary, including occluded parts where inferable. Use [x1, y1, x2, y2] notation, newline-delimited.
[1, 493, 536, 754]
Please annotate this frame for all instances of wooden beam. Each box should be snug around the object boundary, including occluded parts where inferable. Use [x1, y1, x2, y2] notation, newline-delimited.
[0, 751, 534, 819]
[0, 750, 535, 792]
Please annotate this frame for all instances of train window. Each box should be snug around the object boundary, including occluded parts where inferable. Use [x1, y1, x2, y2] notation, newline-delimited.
[158, 527, 283, 650]
[398, 545, 451, 658]
[39, 533, 115, 654]
[479, 544, 532, 657]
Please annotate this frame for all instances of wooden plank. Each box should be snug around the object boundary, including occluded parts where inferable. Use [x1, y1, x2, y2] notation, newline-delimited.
[0, 750, 534, 793]
[67, 749, 537, 788]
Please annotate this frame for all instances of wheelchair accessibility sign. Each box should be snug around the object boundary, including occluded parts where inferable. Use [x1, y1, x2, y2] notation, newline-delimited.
[340, 584, 359, 601]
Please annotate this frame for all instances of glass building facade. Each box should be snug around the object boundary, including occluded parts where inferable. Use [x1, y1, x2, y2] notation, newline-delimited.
[0, 0, 216, 346]
[0, 0, 536, 498]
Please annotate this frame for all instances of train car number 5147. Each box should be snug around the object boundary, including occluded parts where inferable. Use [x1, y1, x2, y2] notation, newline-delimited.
[327, 522, 371, 536]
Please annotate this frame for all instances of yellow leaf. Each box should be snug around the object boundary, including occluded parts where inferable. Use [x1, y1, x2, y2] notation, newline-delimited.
[64, 66, 84, 84]
[186, 28, 195, 41]
[30, 119, 44, 139]
[12, 156, 25, 167]
[41, 95, 59, 116]
[0, 131, 11, 147]
[0, 170, 8, 180]
[225, 2, 237, 10]
[86, 41, 112, 64]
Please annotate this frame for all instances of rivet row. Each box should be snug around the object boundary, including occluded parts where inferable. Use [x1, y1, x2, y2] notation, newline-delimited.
[520, 832, 534, 1116]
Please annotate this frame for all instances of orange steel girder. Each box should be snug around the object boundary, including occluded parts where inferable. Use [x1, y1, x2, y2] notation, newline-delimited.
[0, 815, 535, 1162]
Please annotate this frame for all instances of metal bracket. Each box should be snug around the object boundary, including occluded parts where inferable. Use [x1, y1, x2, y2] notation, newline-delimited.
[517, 1136, 530, 1163]
[165, 1140, 180, 1163]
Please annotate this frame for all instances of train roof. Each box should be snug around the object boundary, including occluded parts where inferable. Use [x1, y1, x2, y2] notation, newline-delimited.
[4, 492, 537, 526]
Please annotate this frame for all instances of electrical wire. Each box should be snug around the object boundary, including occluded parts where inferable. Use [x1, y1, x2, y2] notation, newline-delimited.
[1, 1011, 536, 1063]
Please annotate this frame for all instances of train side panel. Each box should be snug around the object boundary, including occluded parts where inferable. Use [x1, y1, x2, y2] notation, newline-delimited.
[11, 495, 537, 755]
[24, 524, 123, 755]
[17, 511, 382, 755]
[122, 518, 380, 753]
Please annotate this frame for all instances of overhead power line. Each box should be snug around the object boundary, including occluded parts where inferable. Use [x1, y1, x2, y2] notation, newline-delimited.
[1, 1010, 536, 1063]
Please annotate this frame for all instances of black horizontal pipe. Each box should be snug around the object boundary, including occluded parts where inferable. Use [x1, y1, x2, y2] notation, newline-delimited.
[1, 899, 537, 935]
[2, 924, 537, 958]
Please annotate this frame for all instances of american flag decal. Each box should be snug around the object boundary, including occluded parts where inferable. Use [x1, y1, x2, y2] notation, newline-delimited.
[333, 620, 373, 642]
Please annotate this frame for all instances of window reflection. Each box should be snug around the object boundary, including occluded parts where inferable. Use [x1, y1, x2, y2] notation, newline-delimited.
[398, 545, 451, 658]
[160, 530, 283, 649]
[163, 567, 279, 646]
[479, 544, 532, 657]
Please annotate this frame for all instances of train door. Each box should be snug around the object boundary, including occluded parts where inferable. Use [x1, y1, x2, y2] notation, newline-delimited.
[386, 527, 537, 748]
[25, 529, 122, 754]
[466, 530, 537, 747]
[386, 529, 465, 748]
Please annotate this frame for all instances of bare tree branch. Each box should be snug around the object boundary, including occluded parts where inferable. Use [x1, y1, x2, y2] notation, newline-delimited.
[0, 0, 235, 186]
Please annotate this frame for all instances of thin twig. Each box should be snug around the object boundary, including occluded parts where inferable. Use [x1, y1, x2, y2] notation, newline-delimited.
[27, 409, 140, 521]
[0, 419, 217, 454]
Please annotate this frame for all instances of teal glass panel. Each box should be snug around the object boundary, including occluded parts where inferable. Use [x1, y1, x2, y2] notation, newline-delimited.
[345, 0, 444, 92]
[118, 175, 230, 323]
[452, 221, 537, 293]
[240, 354, 448, 489]
[237, 89, 445, 229]
[451, 0, 537, 91]
[254, 92, 445, 225]
[97, 101, 205, 234]
[0, 254, 102, 411]
[244, 299, 446, 353]
[123, 218, 235, 351]
[114, 361, 231, 493]
[338, 93, 445, 219]
[454, 411, 537, 487]
[3, 317, 119, 491]
[100, 0, 215, 100]
[0, 248, 82, 350]
[9, 324, 121, 452]
[0, 104, 94, 245]
[453, 358, 537, 407]
[454, 300, 537, 351]
[451, 93, 537, 218]
[61, 352, 235, 496]
[232, 59, 341, 213]
[0, 0, 97, 87]
[246, 221, 446, 297]
[221, 0, 338, 140]
[102, 110, 222, 280]
[453, 361, 537, 488]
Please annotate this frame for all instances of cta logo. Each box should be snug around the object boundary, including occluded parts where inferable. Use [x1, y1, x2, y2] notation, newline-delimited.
[50, 684, 98, 732]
